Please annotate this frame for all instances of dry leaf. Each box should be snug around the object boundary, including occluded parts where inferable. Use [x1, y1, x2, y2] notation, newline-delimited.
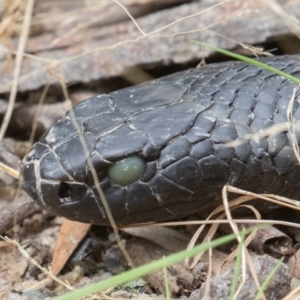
[51, 219, 91, 276]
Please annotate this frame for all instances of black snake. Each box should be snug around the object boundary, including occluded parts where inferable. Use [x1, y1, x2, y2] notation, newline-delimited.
[20, 55, 300, 225]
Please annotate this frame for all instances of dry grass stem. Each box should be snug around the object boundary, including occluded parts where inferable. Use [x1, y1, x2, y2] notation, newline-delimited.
[245, 250, 267, 300]
[206, 29, 274, 57]
[27, 83, 50, 147]
[58, 81, 134, 268]
[267, 0, 300, 40]
[114, 0, 145, 36]
[0, 162, 19, 179]
[0, 0, 34, 142]
[203, 247, 213, 299]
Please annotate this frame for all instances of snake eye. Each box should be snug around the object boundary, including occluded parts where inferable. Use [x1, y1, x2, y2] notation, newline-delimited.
[108, 155, 145, 186]
[58, 182, 87, 203]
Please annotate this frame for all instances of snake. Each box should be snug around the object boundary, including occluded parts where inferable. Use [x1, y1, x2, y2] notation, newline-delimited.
[20, 55, 300, 226]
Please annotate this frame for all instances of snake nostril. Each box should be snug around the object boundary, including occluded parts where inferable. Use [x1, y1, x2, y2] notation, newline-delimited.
[58, 182, 72, 202]
[58, 182, 88, 204]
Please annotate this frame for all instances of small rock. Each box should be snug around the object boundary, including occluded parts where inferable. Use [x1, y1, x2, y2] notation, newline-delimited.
[189, 289, 200, 300]
[22, 290, 45, 300]
[199, 254, 291, 300]
[110, 290, 137, 298]
[104, 245, 126, 275]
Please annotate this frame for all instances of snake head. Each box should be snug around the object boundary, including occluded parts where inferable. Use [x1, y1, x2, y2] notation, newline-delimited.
[20, 56, 300, 226]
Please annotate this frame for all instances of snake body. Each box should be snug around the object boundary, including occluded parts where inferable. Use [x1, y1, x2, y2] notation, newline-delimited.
[20, 55, 300, 225]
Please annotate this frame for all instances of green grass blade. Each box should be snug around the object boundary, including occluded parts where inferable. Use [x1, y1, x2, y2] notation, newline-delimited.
[192, 41, 300, 85]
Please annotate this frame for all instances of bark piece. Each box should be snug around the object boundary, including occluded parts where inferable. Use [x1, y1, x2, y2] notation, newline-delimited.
[221, 223, 293, 258]
[248, 226, 292, 258]
[1, 0, 299, 92]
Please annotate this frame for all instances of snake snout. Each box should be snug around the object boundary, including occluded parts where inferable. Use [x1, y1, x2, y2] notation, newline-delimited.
[20, 159, 42, 206]
[20, 144, 112, 224]
[20, 143, 75, 206]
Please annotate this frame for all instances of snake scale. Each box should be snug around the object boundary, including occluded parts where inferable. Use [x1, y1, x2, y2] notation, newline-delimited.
[20, 55, 300, 226]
